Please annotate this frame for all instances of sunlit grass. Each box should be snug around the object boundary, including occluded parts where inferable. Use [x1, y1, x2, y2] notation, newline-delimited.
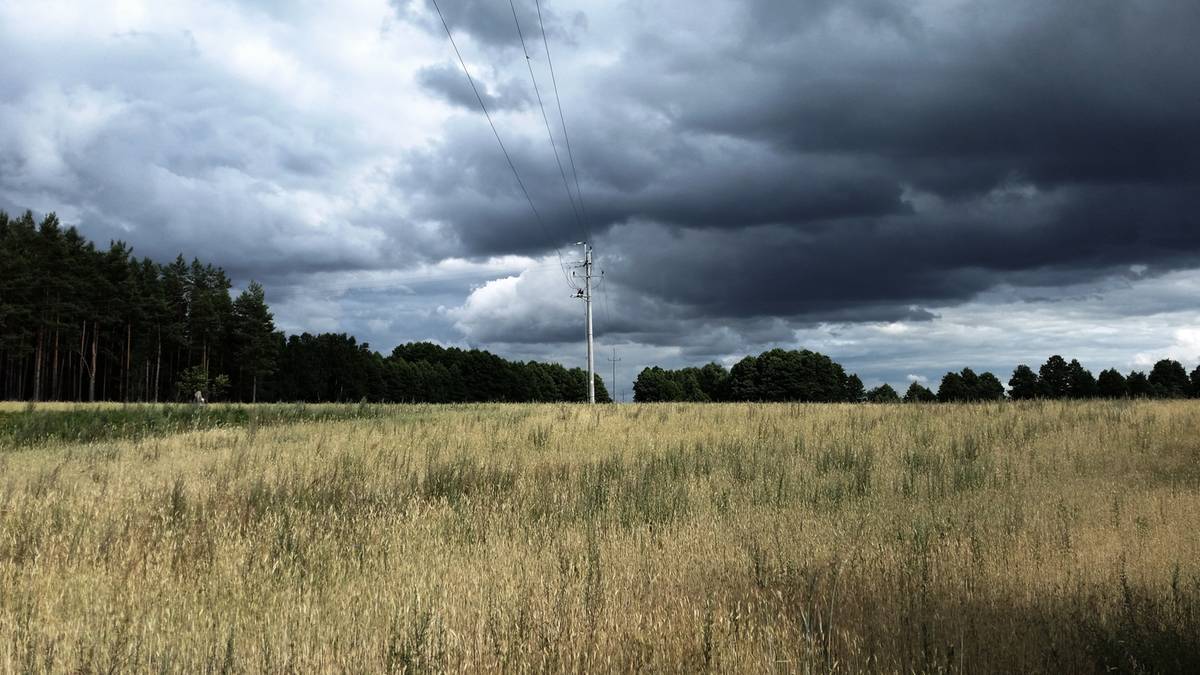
[1, 401, 1197, 672]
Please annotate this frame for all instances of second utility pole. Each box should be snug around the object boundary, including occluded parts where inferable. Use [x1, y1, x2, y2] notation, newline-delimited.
[607, 348, 621, 404]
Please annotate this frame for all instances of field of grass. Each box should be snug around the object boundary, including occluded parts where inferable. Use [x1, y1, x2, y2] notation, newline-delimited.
[1, 401, 1198, 672]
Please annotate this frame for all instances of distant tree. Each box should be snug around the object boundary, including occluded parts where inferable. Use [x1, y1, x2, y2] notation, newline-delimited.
[959, 368, 981, 398]
[1066, 359, 1098, 399]
[937, 368, 1002, 402]
[1039, 355, 1071, 398]
[231, 281, 278, 403]
[176, 365, 213, 401]
[1008, 365, 1040, 400]
[1127, 371, 1153, 398]
[696, 362, 730, 401]
[1097, 369, 1128, 399]
[633, 367, 683, 402]
[1148, 359, 1190, 398]
[844, 374, 866, 403]
[210, 373, 231, 402]
[1192, 365, 1200, 398]
[727, 356, 760, 401]
[0, 206, 616, 405]
[640, 349, 857, 403]
[937, 371, 969, 402]
[866, 383, 900, 403]
[975, 372, 1006, 401]
[903, 382, 937, 403]
[721, 349, 857, 402]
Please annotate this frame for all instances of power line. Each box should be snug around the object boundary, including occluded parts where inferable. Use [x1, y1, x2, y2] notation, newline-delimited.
[507, 0, 584, 240]
[599, 272, 613, 329]
[428, 0, 575, 290]
[535, 0, 590, 243]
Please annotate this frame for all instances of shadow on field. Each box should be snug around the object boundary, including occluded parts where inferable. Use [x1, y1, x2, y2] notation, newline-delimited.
[718, 545, 1200, 674]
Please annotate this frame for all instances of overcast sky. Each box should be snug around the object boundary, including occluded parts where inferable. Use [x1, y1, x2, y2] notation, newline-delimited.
[3, 0, 1199, 396]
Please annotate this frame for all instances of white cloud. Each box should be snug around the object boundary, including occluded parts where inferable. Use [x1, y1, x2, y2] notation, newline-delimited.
[1134, 327, 1200, 369]
[448, 256, 583, 343]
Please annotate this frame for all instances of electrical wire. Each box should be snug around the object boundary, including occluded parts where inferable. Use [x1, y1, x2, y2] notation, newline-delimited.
[599, 271, 613, 331]
[508, 0, 585, 239]
[535, 0, 590, 243]
[429, 0, 576, 291]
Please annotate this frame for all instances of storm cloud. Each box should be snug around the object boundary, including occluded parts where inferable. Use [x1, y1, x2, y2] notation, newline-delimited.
[2, 0, 1199, 392]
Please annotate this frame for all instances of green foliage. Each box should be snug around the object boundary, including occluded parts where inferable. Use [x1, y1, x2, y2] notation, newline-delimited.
[231, 281, 277, 402]
[176, 366, 211, 401]
[1039, 355, 1071, 398]
[1127, 371, 1154, 398]
[937, 368, 1005, 402]
[1009, 357, 1194, 402]
[844, 374, 866, 403]
[1067, 359, 1099, 398]
[903, 382, 937, 403]
[633, 363, 727, 402]
[1078, 566, 1200, 673]
[866, 383, 900, 403]
[1008, 365, 1040, 400]
[634, 350, 864, 403]
[175, 366, 229, 402]
[1098, 369, 1129, 399]
[1148, 359, 1190, 399]
[0, 403, 388, 448]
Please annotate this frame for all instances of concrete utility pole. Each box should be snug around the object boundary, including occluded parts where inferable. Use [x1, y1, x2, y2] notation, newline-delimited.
[607, 348, 621, 404]
[574, 242, 596, 404]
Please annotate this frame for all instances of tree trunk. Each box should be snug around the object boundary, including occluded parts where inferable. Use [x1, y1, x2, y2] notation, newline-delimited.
[50, 329, 59, 401]
[89, 321, 98, 403]
[125, 322, 132, 403]
[32, 326, 45, 402]
[154, 329, 161, 403]
[79, 322, 87, 403]
[252, 373, 257, 404]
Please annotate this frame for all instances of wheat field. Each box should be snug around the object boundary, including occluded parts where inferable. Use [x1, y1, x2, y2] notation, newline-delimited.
[1, 401, 1198, 673]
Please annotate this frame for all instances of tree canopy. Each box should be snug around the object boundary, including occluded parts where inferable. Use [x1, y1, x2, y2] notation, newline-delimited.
[633, 349, 864, 403]
[936, 368, 1005, 402]
[1009, 356, 1196, 400]
[903, 382, 937, 403]
[866, 383, 900, 403]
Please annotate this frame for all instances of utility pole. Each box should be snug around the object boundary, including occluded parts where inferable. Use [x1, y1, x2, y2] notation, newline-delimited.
[573, 242, 596, 404]
[607, 348, 621, 404]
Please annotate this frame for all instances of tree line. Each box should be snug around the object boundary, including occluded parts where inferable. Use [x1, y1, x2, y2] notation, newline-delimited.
[633, 349, 867, 402]
[0, 209, 607, 403]
[8, 208, 1197, 406]
[634, 351, 1200, 403]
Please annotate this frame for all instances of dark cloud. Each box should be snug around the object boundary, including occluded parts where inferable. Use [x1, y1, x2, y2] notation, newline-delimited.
[416, 63, 531, 112]
[403, 0, 1200, 331]
[396, 0, 573, 50]
[3, 1, 1200, 384]
[678, 0, 1200, 192]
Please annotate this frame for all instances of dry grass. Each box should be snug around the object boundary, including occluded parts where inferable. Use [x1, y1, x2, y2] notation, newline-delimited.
[1, 401, 1198, 673]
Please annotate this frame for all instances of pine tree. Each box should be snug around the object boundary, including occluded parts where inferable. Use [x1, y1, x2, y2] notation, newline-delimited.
[232, 281, 278, 402]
